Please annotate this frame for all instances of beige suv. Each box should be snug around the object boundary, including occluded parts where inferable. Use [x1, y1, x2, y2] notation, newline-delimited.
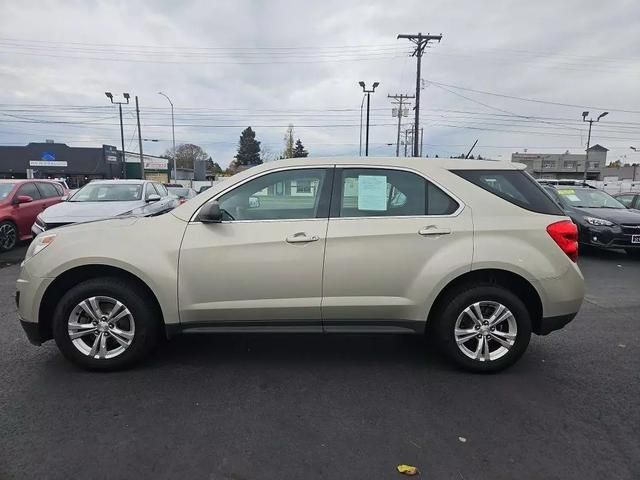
[16, 157, 584, 372]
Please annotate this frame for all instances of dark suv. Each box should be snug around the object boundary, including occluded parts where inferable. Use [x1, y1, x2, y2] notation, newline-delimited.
[544, 185, 640, 255]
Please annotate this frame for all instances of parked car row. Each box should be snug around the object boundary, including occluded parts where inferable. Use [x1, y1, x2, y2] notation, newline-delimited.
[0, 179, 181, 251]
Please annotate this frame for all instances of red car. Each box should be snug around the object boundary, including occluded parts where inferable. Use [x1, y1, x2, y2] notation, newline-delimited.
[0, 180, 67, 251]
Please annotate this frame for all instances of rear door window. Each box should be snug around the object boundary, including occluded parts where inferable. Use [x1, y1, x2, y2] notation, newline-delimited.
[332, 168, 459, 217]
[36, 182, 60, 198]
[16, 182, 42, 200]
[453, 170, 563, 215]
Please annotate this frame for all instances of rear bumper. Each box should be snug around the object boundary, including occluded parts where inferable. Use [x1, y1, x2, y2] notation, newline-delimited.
[535, 312, 577, 336]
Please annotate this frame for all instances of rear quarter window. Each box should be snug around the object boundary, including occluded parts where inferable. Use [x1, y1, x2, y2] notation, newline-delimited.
[452, 170, 563, 215]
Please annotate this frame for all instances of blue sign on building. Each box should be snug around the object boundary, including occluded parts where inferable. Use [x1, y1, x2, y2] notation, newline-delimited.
[41, 152, 56, 161]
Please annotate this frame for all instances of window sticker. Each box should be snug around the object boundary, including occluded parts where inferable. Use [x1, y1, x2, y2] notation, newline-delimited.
[357, 175, 387, 211]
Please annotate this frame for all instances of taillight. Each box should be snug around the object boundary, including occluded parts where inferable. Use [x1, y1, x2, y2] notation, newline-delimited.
[547, 220, 578, 262]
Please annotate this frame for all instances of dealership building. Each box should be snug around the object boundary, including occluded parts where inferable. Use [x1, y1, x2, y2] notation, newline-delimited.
[0, 142, 169, 188]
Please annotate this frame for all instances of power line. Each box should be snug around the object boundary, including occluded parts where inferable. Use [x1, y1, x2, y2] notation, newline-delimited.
[424, 79, 640, 114]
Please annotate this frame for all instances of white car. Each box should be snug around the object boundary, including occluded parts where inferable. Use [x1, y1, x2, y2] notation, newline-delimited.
[32, 179, 178, 234]
[17, 157, 584, 372]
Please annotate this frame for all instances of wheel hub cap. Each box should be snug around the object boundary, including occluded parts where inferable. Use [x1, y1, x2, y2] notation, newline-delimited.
[67, 296, 135, 360]
[454, 300, 517, 362]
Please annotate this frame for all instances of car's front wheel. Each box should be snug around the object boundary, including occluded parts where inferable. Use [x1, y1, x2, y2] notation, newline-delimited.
[52, 278, 160, 370]
[0, 221, 17, 251]
[434, 285, 532, 373]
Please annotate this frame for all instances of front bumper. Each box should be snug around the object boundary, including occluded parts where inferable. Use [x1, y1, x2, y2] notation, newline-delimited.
[535, 313, 577, 336]
[19, 319, 42, 345]
[31, 222, 44, 237]
[579, 224, 640, 249]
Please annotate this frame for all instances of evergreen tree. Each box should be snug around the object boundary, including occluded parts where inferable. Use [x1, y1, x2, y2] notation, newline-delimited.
[282, 124, 295, 158]
[293, 139, 309, 158]
[235, 127, 262, 166]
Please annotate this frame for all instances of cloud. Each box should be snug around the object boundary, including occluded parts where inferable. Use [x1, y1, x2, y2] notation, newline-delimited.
[1, 0, 639, 166]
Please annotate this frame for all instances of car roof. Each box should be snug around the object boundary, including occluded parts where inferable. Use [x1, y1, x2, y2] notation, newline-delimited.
[0, 179, 59, 185]
[87, 179, 147, 185]
[239, 156, 522, 171]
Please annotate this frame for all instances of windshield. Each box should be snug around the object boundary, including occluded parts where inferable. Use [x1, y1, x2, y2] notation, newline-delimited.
[168, 187, 190, 197]
[0, 183, 16, 199]
[70, 183, 143, 202]
[556, 188, 626, 209]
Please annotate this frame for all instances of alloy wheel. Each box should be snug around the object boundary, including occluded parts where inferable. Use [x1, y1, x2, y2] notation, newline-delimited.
[67, 296, 135, 360]
[454, 301, 517, 362]
[0, 223, 16, 250]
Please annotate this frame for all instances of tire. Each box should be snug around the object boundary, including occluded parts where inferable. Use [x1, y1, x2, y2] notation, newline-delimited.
[433, 284, 532, 373]
[0, 221, 17, 252]
[52, 277, 160, 371]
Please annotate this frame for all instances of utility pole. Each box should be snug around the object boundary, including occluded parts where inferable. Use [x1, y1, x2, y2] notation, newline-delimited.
[397, 32, 442, 157]
[420, 127, 424, 157]
[135, 96, 145, 180]
[358, 81, 379, 156]
[388, 93, 414, 157]
[581, 111, 608, 181]
[105, 92, 130, 178]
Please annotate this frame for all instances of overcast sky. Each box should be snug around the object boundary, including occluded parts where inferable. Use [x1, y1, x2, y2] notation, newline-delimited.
[1, 0, 639, 167]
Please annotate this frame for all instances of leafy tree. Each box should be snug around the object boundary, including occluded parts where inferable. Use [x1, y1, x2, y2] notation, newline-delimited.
[608, 160, 622, 168]
[235, 127, 262, 166]
[282, 124, 295, 159]
[163, 143, 210, 170]
[293, 139, 309, 158]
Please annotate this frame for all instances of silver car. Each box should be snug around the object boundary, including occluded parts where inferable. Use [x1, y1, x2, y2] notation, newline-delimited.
[17, 157, 584, 372]
[32, 179, 178, 234]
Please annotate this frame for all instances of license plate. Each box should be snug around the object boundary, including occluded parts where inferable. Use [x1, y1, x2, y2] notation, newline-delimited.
[633, 235, 640, 244]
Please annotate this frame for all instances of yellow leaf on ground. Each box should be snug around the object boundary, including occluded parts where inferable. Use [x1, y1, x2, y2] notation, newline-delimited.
[397, 464, 419, 475]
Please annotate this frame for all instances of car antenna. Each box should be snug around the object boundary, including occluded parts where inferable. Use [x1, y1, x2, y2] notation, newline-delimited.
[465, 139, 479, 159]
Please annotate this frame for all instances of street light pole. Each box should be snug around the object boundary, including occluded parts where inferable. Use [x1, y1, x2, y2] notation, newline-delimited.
[105, 92, 130, 179]
[158, 92, 177, 181]
[358, 81, 379, 157]
[582, 111, 608, 181]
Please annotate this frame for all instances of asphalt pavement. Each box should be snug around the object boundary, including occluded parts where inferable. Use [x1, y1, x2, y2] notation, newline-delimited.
[0, 245, 638, 480]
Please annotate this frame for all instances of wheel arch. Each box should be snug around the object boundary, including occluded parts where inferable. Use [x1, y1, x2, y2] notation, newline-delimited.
[427, 268, 543, 334]
[38, 264, 165, 342]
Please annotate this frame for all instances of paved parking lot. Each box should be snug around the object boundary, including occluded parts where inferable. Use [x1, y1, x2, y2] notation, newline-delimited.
[0, 245, 638, 480]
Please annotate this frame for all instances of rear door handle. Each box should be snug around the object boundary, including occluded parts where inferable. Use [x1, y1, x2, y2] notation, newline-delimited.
[286, 232, 320, 244]
[418, 226, 451, 236]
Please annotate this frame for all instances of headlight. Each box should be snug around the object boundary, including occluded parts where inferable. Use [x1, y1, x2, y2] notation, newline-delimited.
[24, 233, 56, 261]
[584, 216, 614, 227]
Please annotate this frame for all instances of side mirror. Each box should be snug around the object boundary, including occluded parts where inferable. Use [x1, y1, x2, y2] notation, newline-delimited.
[14, 195, 33, 205]
[147, 194, 161, 202]
[197, 201, 223, 223]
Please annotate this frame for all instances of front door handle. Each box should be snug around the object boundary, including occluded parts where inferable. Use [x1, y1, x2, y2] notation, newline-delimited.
[286, 232, 320, 244]
[418, 226, 451, 236]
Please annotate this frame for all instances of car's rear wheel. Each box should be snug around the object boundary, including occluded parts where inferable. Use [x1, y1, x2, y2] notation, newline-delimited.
[52, 278, 160, 370]
[0, 221, 17, 251]
[434, 285, 532, 373]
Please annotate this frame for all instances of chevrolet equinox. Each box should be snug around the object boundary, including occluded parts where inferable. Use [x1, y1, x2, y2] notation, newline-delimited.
[16, 157, 584, 372]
